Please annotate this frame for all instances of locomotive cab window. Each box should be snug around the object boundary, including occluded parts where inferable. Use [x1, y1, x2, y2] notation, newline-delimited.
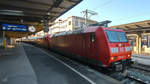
[91, 33, 95, 42]
[105, 30, 128, 42]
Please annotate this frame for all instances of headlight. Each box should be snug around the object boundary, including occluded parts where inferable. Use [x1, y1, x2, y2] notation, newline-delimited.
[127, 54, 131, 57]
[125, 46, 131, 51]
[111, 56, 117, 60]
[111, 47, 118, 53]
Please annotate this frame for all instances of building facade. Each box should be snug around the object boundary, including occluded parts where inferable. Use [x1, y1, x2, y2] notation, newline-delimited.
[49, 16, 97, 34]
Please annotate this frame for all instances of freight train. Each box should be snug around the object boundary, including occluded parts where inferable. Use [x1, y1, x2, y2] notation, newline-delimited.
[26, 24, 133, 72]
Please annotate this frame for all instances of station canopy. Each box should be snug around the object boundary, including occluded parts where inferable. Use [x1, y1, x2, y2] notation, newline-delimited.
[0, 0, 82, 38]
[111, 20, 150, 34]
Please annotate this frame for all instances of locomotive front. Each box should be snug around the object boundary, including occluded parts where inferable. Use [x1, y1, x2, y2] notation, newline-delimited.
[104, 28, 133, 72]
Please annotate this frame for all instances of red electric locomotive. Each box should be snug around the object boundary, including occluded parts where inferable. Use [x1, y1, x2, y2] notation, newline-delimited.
[47, 25, 133, 72]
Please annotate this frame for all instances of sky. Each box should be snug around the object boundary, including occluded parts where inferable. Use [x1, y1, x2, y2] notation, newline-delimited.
[58, 0, 150, 26]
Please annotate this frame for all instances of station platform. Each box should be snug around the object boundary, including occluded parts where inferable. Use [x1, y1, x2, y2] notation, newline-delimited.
[132, 54, 150, 66]
[133, 54, 150, 59]
[0, 43, 121, 84]
[0, 45, 37, 84]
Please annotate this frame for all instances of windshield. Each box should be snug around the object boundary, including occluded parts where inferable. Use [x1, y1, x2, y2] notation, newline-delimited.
[105, 30, 128, 42]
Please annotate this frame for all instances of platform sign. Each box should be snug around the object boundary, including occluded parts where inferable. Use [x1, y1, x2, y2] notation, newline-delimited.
[1, 24, 28, 32]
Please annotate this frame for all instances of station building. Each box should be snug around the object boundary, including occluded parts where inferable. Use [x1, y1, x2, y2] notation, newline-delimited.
[49, 16, 97, 34]
[111, 20, 150, 55]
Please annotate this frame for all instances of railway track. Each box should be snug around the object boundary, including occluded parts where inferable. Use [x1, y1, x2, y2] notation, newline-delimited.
[126, 70, 150, 84]
[109, 71, 150, 84]
[131, 63, 150, 73]
[126, 75, 149, 84]
[124, 62, 150, 84]
[108, 62, 150, 84]
[132, 55, 150, 60]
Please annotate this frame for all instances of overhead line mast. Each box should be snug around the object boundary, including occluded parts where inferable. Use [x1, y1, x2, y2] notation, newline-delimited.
[81, 9, 98, 27]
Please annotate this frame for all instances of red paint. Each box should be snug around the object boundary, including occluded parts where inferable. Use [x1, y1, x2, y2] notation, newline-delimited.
[42, 26, 132, 68]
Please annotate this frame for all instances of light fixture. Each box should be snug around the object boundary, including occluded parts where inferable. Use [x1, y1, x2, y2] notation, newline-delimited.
[21, 19, 24, 23]
[0, 10, 23, 13]
[0, 10, 24, 16]
[41, 20, 44, 23]
[46, 12, 50, 15]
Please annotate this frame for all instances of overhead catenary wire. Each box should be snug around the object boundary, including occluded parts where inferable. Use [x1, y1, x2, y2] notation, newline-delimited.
[91, 0, 113, 10]
[112, 11, 150, 22]
[87, 0, 115, 22]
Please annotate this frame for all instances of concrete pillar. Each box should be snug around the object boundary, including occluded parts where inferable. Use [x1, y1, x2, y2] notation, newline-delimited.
[10, 38, 16, 45]
[136, 33, 142, 54]
[138, 35, 142, 54]
[136, 35, 139, 54]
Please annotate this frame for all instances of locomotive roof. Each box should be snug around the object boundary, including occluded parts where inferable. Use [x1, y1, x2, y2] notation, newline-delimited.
[53, 26, 100, 37]
[52, 26, 124, 37]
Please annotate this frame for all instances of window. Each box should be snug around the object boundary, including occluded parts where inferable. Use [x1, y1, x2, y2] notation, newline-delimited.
[68, 21, 71, 25]
[105, 30, 128, 42]
[80, 22, 84, 27]
[91, 33, 95, 42]
[75, 20, 78, 26]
